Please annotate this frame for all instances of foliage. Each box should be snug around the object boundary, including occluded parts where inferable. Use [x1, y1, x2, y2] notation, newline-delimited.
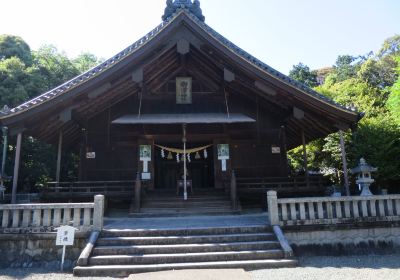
[73, 52, 103, 73]
[0, 35, 100, 192]
[289, 63, 318, 87]
[378, 34, 400, 58]
[350, 115, 400, 187]
[0, 35, 32, 66]
[0, 57, 30, 107]
[387, 56, 400, 124]
[288, 35, 400, 191]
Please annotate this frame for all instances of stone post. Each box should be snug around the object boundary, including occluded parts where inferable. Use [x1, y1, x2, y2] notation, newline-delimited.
[93, 195, 104, 231]
[267, 190, 279, 225]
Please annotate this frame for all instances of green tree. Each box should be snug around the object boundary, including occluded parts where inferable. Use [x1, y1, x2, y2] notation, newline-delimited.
[73, 52, 102, 73]
[0, 57, 30, 107]
[378, 34, 400, 58]
[0, 34, 32, 66]
[288, 63, 318, 87]
[387, 56, 400, 124]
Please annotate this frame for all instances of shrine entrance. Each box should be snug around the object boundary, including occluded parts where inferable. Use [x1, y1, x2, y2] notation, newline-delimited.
[154, 143, 215, 191]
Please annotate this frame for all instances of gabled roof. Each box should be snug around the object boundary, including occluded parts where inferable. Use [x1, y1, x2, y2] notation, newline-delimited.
[0, 7, 359, 122]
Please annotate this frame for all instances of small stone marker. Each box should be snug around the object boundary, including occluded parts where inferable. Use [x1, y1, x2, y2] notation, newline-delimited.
[56, 225, 77, 271]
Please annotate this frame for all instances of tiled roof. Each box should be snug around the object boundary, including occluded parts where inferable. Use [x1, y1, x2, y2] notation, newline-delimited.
[1, 8, 357, 118]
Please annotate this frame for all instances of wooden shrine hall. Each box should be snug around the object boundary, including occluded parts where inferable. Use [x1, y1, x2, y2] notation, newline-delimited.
[0, 0, 361, 213]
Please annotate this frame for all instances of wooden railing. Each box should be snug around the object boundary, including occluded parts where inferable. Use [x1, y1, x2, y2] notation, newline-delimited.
[44, 180, 136, 194]
[267, 191, 400, 226]
[0, 195, 104, 233]
[237, 175, 325, 194]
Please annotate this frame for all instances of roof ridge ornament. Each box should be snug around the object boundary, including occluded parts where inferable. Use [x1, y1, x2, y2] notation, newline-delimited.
[162, 0, 205, 22]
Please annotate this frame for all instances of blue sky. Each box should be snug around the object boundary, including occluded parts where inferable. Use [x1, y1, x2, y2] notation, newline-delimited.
[0, 0, 399, 74]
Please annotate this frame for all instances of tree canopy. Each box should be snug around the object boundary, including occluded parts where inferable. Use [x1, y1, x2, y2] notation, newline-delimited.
[288, 35, 400, 192]
[288, 63, 318, 87]
[0, 35, 102, 189]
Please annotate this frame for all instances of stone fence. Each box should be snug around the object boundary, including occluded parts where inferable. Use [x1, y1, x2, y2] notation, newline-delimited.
[0, 195, 104, 234]
[267, 191, 400, 226]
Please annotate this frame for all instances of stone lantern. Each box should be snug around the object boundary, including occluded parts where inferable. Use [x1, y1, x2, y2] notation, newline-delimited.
[350, 158, 377, 196]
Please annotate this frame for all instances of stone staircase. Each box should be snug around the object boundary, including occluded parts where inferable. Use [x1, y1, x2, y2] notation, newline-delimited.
[130, 189, 240, 216]
[74, 225, 297, 277]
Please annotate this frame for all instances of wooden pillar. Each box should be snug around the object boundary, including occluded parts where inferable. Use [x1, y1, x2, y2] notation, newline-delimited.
[280, 126, 289, 176]
[182, 124, 188, 201]
[301, 130, 309, 187]
[230, 170, 238, 210]
[339, 130, 350, 196]
[1, 127, 8, 177]
[56, 131, 63, 183]
[11, 132, 22, 204]
[134, 172, 141, 213]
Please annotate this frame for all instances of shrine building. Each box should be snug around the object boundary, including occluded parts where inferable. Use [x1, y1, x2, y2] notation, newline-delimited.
[0, 0, 361, 213]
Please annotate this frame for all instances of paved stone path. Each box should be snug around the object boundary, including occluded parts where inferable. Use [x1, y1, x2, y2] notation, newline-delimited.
[104, 213, 267, 230]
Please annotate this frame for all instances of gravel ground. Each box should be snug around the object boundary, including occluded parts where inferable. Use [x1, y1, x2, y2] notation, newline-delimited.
[1, 254, 400, 280]
[251, 254, 400, 280]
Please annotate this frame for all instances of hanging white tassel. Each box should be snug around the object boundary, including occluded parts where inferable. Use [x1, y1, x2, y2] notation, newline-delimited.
[161, 149, 165, 158]
[176, 153, 180, 163]
[187, 153, 191, 163]
[204, 149, 208, 158]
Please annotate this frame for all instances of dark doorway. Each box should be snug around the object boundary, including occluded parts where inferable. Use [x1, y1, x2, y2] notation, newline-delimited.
[155, 143, 214, 190]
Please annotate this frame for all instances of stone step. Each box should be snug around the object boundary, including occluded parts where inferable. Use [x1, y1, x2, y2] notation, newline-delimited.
[74, 259, 298, 277]
[101, 225, 270, 237]
[141, 201, 232, 206]
[93, 241, 281, 255]
[128, 210, 241, 217]
[96, 233, 275, 246]
[140, 205, 232, 213]
[140, 204, 233, 210]
[89, 249, 284, 265]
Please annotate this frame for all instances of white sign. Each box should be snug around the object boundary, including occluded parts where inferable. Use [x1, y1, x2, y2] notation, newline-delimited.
[56, 225, 77, 246]
[176, 77, 192, 104]
[142, 172, 151, 180]
[139, 145, 151, 161]
[217, 144, 230, 160]
[86, 152, 96, 159]
[221, 159, 227, 171]
[271, 146, 281, 154]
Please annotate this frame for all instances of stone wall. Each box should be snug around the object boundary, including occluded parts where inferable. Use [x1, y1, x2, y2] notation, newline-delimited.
[0, 233, 88, 270]
[284, 225, 400, 256]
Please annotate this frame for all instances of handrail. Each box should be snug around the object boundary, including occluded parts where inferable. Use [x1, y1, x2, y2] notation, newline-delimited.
[47, 180, 136, 185]
[267, 190, 400, 227]
[0, 195, 104, 233]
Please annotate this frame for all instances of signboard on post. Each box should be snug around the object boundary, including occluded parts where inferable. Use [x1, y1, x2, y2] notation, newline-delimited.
[217, 144, 230, 172]
[140, 145, 152, 180]
[56, 225, 77, 271]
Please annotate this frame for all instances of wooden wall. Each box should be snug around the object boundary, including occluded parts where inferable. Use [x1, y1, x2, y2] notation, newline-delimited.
[80, 76, 289, 183]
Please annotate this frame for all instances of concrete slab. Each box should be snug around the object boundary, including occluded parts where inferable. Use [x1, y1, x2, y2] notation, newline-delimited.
[104, 213, 268, 230]
[125, 269, 251, 280]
